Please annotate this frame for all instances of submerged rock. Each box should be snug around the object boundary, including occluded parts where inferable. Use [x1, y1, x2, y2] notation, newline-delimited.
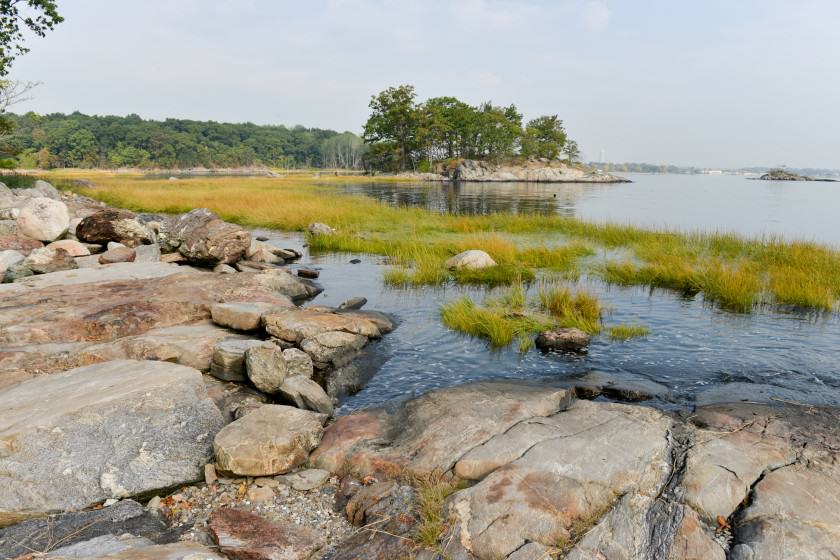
[535, 327, 591, 352]
[0, 360, 225, 527]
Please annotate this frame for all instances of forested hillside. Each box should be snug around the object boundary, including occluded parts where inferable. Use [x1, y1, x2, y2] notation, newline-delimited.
[3, 112, 364, 169]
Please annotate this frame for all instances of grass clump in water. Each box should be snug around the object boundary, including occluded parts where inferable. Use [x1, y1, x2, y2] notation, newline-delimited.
[538, 284, 602, 334]
[608, 324, 650, 340]
[440, 296, 550, 348]
[441, 283, 602, 350]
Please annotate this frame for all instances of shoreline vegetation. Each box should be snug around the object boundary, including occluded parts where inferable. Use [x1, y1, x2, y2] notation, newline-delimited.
[46, 171, 840, 322]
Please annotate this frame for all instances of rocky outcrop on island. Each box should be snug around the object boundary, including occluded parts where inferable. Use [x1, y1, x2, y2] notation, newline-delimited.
[757, 168, 839, 182]
[449, 159, 629, 183]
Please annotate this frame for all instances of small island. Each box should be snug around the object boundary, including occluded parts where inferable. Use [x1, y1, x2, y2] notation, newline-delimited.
[755, 168, 838, 182]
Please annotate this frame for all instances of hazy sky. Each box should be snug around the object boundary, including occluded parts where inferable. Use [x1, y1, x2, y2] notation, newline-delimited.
[10, 0, 840, 168]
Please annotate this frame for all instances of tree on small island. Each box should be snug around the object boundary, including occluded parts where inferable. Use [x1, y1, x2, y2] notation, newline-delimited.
[362, 84, 576, 172]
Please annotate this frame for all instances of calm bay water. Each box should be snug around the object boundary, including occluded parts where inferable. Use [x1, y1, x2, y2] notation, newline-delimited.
[336, 173, 840, 245]
[254, 174, 840, 412]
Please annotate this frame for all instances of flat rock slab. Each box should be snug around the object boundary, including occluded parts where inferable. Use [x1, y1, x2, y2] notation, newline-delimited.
[0, 500, 179, 559]
[0, 261, 188, 292]
[0, 269, 297, 383]
[210, 507, 325, 560]
[211, 302, 284, 331]
[263, 309, 381, 343]
[0, 360, 225, 527]
[79, 322, 249, 372]
[55, 541, 228, 559]
[444, 400, 672, 558]
[310, 380, 572, 477]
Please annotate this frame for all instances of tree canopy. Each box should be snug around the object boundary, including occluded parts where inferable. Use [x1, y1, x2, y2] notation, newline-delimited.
[5, 111, 364, 169]
[0, 0, 63, 76]
[362, 84, 575, 171]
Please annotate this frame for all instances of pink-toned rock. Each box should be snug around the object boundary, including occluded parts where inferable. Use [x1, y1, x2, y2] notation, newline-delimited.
[209, 508, 325, 560]
[99, 246, 137, 264]
[0, 235, 43, 255]
[46, 239, 91, 257]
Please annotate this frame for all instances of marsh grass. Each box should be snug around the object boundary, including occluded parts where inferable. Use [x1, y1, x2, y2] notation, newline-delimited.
[440, 296, 552, 348]
[441, 282, 602, 349]
[57, 171, 840, 313]
[608, 324, 650, 340]
[538, 284, 602, 334]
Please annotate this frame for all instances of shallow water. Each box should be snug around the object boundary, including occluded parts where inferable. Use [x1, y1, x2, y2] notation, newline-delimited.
[256, 173, 840, 412]
[335, 173, 840, 245]
[256, 225, 840, 414]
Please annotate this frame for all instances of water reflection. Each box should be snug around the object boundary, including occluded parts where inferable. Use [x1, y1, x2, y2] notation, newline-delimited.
[332, 174, 840, 245]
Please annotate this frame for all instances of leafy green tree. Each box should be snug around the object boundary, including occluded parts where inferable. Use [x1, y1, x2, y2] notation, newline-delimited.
[562, 139, 581, 163]
[362, 85, 420, 171]
[521, 115, 567, 160]
[0, 0, 63, 76]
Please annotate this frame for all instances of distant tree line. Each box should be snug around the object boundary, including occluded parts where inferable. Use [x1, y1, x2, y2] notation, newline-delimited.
[592, 162, 701, 174]
[362, 84, 580, 172]
[3, 111, 366, 169]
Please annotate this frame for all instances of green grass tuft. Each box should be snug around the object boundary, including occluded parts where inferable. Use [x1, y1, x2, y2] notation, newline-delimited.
[608, 324, 650, 340]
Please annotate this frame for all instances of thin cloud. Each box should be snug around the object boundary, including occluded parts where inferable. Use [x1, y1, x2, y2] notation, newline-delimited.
[580, 0, 610, 31]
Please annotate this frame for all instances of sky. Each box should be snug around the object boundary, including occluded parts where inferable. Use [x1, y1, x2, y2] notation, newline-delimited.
[9, 0, 840, 169]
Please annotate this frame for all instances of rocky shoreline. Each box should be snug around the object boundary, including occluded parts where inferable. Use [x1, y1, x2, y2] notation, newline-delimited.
[0, 180, 834, 559]
[398, 159, 629, 183]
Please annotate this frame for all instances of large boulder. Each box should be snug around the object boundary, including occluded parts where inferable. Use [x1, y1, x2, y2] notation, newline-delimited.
[214, 405, 325, 476]
[15, 197, 70, 241]
[300, 331, 368, 370]
[164, 208, 250, 265]
[76, 209, 154, 247]
[32, 179, 61, 199]
[0, 360, 225, 527]
[445, 249, 497, 270]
